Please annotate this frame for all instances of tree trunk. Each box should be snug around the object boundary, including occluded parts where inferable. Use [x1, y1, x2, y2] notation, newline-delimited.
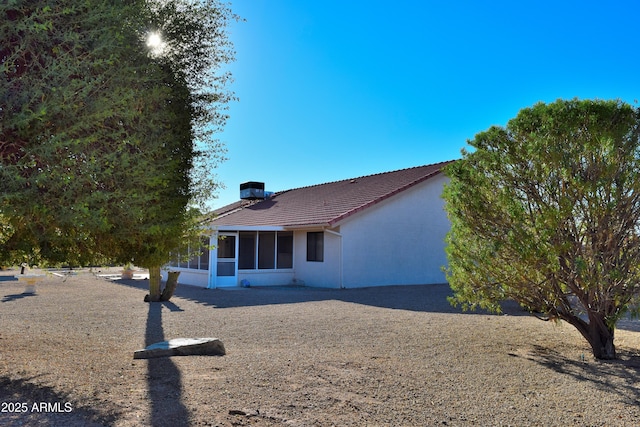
[563, 311, 616, 360]
[160, 271, 180, 301]
[146, 265, 162, 302]
[586, 313, 616, 360]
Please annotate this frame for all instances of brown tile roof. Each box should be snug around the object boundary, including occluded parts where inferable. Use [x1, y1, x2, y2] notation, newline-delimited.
[209, 160, 455, 228]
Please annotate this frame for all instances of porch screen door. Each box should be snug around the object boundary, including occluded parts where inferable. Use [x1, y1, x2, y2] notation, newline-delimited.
[216, 233, 237, 287]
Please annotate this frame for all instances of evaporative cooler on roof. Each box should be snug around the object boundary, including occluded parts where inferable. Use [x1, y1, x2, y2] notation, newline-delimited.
[240, 182, 265, 200]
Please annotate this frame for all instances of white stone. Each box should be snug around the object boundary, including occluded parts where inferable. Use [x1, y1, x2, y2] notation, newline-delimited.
[133, 338, 225, 359]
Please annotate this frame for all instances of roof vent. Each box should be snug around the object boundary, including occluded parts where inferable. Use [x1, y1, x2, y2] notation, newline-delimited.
[240, 181, 265, 200]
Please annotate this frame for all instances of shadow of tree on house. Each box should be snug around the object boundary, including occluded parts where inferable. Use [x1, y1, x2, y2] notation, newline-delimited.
[145, 301, 190, 426]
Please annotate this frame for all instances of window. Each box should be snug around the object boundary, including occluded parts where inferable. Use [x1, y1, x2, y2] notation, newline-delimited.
[187, 252, 198, 269]
[178, 256, 188, 269]
[258, 232, 275, 269]
[277, 232, 293, 268]
[199, 236, 210, 270]
[307, 232, 324, 262]
[238, 231, 294, 270]
[217, 235, 236, 258]
[169, 236, 211, 270]
[238, 232, 256, 269]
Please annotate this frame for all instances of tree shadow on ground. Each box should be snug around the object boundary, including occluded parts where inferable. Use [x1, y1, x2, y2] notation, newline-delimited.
[510, 345, 640, 406]
[145, 300, 190, 426]
[0, 375, 119, 426]
[176, 283, 529, 316]
[113, 278, 527, 316]
[113, 278, 640, 333]
[1, 292, 37, 303]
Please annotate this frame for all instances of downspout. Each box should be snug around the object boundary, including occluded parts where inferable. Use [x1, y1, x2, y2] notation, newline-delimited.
[324, 229, 344, 289]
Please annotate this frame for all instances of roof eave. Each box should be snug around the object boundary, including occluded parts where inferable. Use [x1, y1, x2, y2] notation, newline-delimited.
[283, 223, 331, 230]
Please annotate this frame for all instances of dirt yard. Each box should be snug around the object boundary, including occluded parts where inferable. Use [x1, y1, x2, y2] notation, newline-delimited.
[0, 268, 639, 426]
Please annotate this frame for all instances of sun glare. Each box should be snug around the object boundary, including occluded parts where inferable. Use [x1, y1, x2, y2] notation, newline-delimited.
[146, 31, 166, 56]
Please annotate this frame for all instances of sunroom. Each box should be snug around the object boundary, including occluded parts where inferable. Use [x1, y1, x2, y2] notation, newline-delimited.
[214, 228, 295, 288]
[163, 227, 328, 288]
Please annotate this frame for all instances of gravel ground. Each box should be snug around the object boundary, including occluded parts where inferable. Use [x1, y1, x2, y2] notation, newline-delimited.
[0, 268, 639, 426]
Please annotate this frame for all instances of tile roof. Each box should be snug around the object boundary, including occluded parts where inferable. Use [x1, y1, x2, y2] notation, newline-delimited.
[209, 160, 455, 228]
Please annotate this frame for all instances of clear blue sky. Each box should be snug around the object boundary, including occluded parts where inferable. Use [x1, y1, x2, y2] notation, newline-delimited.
[212, 0, 640, 209]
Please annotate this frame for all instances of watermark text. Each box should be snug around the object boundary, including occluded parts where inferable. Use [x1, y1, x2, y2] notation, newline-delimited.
[1, 401, 73, 413]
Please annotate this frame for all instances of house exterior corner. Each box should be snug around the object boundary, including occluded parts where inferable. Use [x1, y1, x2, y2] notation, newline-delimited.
[338, 173, 450, 288]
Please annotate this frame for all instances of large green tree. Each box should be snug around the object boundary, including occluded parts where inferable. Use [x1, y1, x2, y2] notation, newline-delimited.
[444, 99, 640, 360]
[0, 0, 235, 300]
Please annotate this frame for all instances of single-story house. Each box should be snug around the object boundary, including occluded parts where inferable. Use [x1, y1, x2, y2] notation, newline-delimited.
[163, 160, 455, 288]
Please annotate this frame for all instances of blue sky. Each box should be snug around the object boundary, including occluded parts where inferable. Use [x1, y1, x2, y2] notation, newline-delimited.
[212, 0, 640, 209]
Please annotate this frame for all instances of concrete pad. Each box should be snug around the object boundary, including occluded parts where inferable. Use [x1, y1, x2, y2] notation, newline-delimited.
[134, 337, 225, 359]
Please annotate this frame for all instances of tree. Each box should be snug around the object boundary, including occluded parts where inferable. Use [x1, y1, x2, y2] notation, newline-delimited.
[443, 99, 640, 360]
[0, 0, 236, 300]
[120, 0, 235, 301]
[1, 0, 138, 267]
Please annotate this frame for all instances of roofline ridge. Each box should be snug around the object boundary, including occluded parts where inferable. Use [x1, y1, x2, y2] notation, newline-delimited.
[210, 159, 458, 216]
[327, 160, 455, 226]
[277, 159, 457, 194]
[351, 159, 457, 181]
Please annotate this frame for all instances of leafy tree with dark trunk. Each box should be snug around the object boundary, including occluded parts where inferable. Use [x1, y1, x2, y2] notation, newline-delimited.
[0, 0, 235, 300]
[444, 99, 640, 360]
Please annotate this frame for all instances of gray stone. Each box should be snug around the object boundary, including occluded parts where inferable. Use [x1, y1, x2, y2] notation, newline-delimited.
[133, 338, 225, 359]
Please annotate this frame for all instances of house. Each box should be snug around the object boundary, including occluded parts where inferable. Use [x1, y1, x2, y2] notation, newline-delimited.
[163, 160, 455, 288]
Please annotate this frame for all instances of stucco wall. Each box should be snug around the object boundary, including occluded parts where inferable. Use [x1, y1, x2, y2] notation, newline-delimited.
[237, 270, 295, 287]
[292, 230, 341, 288]
[339, 173, 450, 287]
[160, 268, 209, 287]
